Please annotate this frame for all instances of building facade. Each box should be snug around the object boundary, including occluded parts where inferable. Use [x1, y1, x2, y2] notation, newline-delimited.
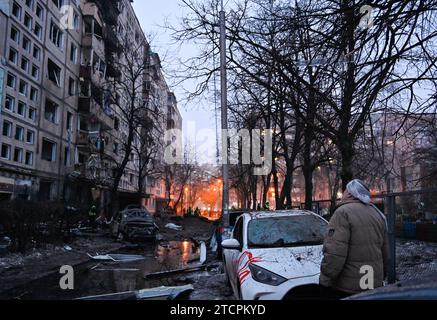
[0, 0, 182, 214]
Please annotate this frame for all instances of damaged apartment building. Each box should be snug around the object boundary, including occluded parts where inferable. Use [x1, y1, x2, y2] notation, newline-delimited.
[0, 0, 182, 213]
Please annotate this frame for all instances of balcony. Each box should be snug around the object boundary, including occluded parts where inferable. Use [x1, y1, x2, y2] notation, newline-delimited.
[97, 0, 121, 26]
[78, 97, 113, 131]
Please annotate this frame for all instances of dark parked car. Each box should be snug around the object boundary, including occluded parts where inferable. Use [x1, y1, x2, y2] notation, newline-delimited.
[346, 274, 437, 300]
[112, 207, 159, 241]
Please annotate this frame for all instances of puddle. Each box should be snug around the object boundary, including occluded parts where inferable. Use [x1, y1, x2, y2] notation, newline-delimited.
[0, 240, 203, 300]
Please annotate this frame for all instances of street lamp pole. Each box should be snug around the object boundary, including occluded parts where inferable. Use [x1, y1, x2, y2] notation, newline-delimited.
[220, 0, 229, 225]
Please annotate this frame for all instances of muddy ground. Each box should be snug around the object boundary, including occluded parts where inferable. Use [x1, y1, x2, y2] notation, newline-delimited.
[0, 215, 215, 299]
[0, 215, 436, 300]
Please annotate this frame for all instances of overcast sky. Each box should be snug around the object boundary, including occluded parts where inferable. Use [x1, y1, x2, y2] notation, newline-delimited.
[132, 0, 219, 163]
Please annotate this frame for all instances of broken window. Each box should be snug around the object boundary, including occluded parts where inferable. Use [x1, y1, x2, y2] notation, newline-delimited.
[64, 147, 71, 166]
[13, 147, 23, 163]
[19, 80, 28, 96]
[36, 4, 43, 18]
[17, 101, 26, 116]
[44, 98, 58, 123]
[26, 130, 35, 144]
[30, 87, 38, 102]
[34, 23, 42, 38]
[68, 77, 77, 96]
[6, 73, 16, 89]
[21, 56, 29, 72]
[1, 144, 11, 160]
[2, 120, 12, 137]
[10, 26, 20, 43]
[66, 112, 73, 131]
[5, 95, 15, 111]
[41, 138, 57, 162]
[28, 107, 36, 121]
[33, 45, 41, 60]
[22, 36, 31, 52]
[24, 13, 32, 30]
[247, 215, 327, 248]
[9, 48, 18, 64]
[15, 126, 24, 141]
[31, 64, 39, 79]
[25, 151, 34, 166]
[70, 43, 78, 63]
[49, 20, 64, 48]
[12, 2, 21, 19]
[51, 0, 63, 9]
[47, 58, 61, 86]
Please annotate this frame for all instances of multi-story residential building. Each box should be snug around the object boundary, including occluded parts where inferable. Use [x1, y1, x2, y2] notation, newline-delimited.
[0, 0, 182, 214]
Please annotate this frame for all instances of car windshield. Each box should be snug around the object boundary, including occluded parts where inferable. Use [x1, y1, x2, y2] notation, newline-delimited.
[247, 214, 327, 248]
[123, 210, 152, 221]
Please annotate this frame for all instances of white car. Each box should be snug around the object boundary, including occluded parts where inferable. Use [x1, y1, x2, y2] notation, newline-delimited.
[222, 210, 328, 300]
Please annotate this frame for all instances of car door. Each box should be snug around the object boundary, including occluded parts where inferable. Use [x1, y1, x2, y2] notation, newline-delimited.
[228, 216, 244, 287]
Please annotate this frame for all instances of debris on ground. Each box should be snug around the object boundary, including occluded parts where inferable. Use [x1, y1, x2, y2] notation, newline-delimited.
[165, 223, 183, 231]
[77, 284, 194, 300]
[0, 237, 125, 294]
[396, 239, 437, 281]
[87, 253, 146, 262]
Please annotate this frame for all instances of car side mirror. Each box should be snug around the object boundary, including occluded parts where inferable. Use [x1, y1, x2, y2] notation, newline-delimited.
[222, 238, 241, 250]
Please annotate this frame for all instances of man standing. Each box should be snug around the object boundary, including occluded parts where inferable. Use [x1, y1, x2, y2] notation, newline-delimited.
[320, 179, 389, 298]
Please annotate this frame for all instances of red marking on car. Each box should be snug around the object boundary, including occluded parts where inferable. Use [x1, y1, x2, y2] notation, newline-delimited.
[237, 251, 263, 285]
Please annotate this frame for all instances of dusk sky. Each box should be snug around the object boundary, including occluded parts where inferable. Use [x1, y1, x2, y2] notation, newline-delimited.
[132, 0, 219, 163]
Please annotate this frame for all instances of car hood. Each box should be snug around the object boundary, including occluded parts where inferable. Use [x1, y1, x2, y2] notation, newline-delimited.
[249, 245, 323, 280]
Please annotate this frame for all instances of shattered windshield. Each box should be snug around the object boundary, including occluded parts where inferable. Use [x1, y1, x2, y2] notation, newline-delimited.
[247, 215, 327, 248]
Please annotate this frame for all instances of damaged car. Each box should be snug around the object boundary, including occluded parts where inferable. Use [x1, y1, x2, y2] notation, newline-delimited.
[222, 210, 328, 300]
[112, 207, 159, 241]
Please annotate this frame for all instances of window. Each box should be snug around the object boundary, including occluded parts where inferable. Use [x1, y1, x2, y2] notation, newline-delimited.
[49, 21, 64, 48]
[22, 36, 31, 52]
[30, 87, 38, 102]
[70, 43, 78, 63]
[14, 148, 23, 163]
[17, 101, 26, 116]
[44, 98, 58, 123]
[41, 139, 56, 162]
[21, 56, 29, 72]
[73, 12, 80, 30]
[1, 144, 11, 160]
[64, 147, 71, 166]
[52, 0, 63, 9]
[12, 2, 21, 19]
[68, 77, 76, 96]
[15, 126, 24, 141]
[25, 151, 34, 166]
[5, 96, 15, 111]
[10, 26, 20, 43]
[36, 4, 43, 19]
[25, 0, 34, 9]
[19, 80, 28, 96]
[34, 23, 42, 38]
[26, 130, 35, 144]
[31, 64, 39, 79]
[28, 107, 37, 121]
[66, 112, 73, 131]
[8, 48, 18, 64]
[114, 117, 119, 130]
[33, 45, 41, 60]
[47, 59, 61, 86]
[2, 121, 12, 137]
[7, 73, 16, 89]
[24, 13, 33, 30]
[113, 143, 119, 155]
